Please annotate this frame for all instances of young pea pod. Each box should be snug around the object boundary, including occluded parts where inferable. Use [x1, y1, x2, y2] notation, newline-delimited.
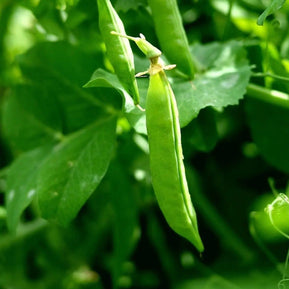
[146, 64, 204, 252]
[112, 32, 204, 252]
[147, 0, 197, 79]
[97, 0, 140, 105]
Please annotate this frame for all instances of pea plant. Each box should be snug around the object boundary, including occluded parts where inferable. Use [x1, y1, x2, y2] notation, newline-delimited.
[0, 0, 289, 288]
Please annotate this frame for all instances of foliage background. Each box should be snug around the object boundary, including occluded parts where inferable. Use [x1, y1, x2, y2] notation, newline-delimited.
[1, 0, 289, 288]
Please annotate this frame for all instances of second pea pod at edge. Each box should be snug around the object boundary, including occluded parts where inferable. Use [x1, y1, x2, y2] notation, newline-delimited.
[147, 0, 197, 79]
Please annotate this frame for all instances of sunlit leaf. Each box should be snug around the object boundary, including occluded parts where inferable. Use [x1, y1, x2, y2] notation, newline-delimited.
[174, 40, 251, 126]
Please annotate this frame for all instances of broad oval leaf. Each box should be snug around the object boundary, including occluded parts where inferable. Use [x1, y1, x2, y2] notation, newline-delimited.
[37, 117, 117, 225]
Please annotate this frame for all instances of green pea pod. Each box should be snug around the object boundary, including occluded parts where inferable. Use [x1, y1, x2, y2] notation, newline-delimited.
[97, 0, 140, 105]
[147, 0, 197, 79]
[146, 66, 204, 252]
[111, 32, 204, 251]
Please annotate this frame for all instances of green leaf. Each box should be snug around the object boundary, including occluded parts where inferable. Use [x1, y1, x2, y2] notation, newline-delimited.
[174, 41, 251, 127]
[257, 0, 286, 26]
[37, 117, 117, 225]
[245, 97, 289, 173]
[6, 145, 53, 232]
[2, 84, 63, 152]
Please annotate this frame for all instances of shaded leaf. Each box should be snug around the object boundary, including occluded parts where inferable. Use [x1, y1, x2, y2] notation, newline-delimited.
[2, 41, 118, 153]
[18, 41, 99, 86]
[38, 117, 117, 225]
[18, 41, 116, 134]
[2, 84, 63, 152]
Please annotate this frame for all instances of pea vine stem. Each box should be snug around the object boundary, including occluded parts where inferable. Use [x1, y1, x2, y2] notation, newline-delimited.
[246, 83, 289, 109]
[252, 72, 289, 83]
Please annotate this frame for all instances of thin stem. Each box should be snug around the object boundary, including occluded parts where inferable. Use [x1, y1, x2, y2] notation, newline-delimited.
[252, 72, 289, 83]
[246, 83, 289, 109]
[110, 31, 138, 41]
